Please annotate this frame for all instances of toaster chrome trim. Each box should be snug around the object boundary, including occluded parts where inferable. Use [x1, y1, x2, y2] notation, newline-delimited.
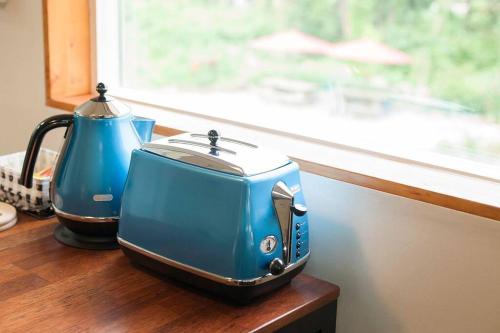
[142, 132, 290, 177]
[53, 206, 119, 223]
[167, 139, 237, 154]
[144, 147, 245, 176]
[190, 133, 258, 148]
[117, 237, 309, 286]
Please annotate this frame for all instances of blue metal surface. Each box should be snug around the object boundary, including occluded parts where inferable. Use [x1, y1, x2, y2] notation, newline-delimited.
[131, 116, 155, 143]
[52, 114, 155, 218]
[119, 149, 309, 280]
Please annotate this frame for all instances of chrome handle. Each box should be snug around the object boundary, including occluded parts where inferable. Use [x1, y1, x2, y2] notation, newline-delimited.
[272, 181, 294, 265]
[167, 139, 237, 154]
[190, 131, 258, 148]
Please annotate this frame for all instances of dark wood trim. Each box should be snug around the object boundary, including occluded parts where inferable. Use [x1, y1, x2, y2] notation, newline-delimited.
[256, 295, 339, 332]
[153, 125, 184, 137]
[293, 158, 500, 221]
[45, 94, 92, 111]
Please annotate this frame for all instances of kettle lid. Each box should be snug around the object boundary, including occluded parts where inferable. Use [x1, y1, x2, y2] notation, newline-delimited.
[142, 130, 291, 176]
[74, 83, 131, 118]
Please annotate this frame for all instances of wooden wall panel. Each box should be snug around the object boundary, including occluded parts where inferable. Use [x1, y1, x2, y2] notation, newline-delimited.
[43, 0, 91, 102]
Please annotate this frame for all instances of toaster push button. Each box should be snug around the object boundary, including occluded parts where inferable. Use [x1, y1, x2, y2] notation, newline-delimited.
[296, 251, 301, 258]
[295, 223, 300, 230]
[296, 232, 301, 240]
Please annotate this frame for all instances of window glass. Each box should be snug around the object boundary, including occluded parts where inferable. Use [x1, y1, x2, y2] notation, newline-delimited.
[117, 0, 500, 178]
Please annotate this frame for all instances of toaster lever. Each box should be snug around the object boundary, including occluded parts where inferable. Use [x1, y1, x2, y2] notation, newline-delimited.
[272, 181, 294, 265]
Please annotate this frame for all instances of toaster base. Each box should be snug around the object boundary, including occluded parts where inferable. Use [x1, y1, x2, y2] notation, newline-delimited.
[121, 245, 306, 304]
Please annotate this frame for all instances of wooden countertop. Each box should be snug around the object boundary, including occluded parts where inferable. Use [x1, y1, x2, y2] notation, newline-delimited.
[0, 214, 340, 332]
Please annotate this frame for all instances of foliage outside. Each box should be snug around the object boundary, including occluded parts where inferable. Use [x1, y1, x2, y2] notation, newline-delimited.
[121, 0, 500, 122]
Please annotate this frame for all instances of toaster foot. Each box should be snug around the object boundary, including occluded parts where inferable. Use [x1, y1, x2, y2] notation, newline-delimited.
[54, 224, 119, 250]
[120, 245, 306, 304]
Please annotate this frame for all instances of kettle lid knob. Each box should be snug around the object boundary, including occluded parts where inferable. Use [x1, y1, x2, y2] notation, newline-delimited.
[95, 82, 108, 102]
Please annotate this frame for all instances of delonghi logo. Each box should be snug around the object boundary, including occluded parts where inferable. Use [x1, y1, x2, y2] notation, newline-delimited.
[93, 194, 114, 202]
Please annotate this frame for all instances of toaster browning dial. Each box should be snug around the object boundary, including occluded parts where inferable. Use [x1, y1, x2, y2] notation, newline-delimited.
[260, 236, 277, 254]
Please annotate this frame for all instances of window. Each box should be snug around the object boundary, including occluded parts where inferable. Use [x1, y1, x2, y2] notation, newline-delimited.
[97, 0, 500, 181]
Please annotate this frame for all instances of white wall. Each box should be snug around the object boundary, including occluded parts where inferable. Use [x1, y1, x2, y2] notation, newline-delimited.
[0, 0, 61, 155]
[302, 173, 500, 333]
[1, 1, 499, 332]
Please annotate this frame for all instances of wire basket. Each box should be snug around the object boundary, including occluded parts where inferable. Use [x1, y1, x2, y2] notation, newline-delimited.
[0, 149, 57, 213]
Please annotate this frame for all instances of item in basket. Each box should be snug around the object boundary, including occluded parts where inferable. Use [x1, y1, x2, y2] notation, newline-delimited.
[0, 202, 17, 232]
[0, 149, 56, 211]
[34, 166, 53, 179]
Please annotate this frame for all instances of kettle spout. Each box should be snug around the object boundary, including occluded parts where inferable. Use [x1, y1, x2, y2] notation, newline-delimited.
[132, 117, 156, 143]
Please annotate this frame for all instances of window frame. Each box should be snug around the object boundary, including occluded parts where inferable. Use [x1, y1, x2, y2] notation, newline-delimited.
[42, 0, 500, 221]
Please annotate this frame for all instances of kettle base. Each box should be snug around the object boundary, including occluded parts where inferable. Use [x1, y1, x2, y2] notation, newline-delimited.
[121, 245, 306, 304]
[54, 225, 119, 250]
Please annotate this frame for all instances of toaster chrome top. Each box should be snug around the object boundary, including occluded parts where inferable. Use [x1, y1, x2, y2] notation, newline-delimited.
[142, 130, 290, 176]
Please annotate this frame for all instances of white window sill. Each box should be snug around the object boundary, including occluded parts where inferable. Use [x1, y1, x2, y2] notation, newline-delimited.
[106, 88, 500, 222]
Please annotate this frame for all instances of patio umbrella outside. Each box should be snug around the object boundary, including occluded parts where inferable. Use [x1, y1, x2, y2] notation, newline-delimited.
[328, 38, 412, 65]
[250, 29, 335, 56]
[251, 31, 411, 65]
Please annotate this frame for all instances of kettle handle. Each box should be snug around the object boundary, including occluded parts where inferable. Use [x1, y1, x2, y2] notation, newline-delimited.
[19, 114, 74, 189]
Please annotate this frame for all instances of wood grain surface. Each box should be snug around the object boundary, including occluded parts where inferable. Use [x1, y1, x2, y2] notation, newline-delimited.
[43, 0, 91, 102]
[0, 214, 340, 333]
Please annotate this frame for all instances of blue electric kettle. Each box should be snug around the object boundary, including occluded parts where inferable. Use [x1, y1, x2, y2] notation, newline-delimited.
[20, 83, 155, 249]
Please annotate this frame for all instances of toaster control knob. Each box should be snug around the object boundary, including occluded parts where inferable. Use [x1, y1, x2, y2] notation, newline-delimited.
[260, 236, 277, 254]
[269, 258, 285, 275]
[291, 204, 307, 216]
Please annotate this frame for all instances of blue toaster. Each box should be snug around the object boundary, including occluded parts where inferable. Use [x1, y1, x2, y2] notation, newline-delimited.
[118, 130, 309, 301]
